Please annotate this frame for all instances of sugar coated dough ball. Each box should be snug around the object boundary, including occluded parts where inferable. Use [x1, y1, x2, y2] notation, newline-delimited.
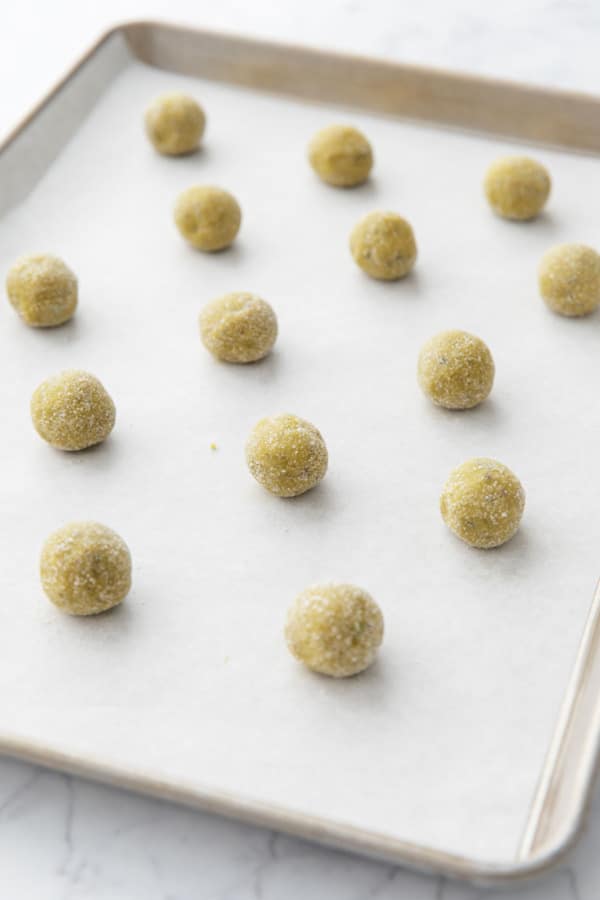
[350, 211, 417, 280]
[538, 243, 600, 317]
[6, 254, 77, 327]
[484, 156, 550, 221]
[200, 292, 277, 363]
[40, 521, 131, 616]
[440, 458, 525, 549]
[285, 583, 384, 677]
[31, 369, 116, 451]
[144, 92, 205, 155]
[308, 124, 373, 187]
[245, 413, 328, 497]
[174, 185, 241, 251]
[418, 330, 495, 410]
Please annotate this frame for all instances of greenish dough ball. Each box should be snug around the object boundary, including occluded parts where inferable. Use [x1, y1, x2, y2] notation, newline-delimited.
[6, 254, 77, 327]
[199, 292, 278, 363]
[484, 156, 550, 221]
[418, 330, 495, 410]
[350, 211, 417, 281]
[308, 124, 373, 187]
[245, 413, 328, 497]
[440, 458, 525, 549]
[31, 369, 116, 451]
[538, 243, 600, 317]
[144, 92, 205, 155]
[285, 583, 384, 677]
[40, 521, 131, 616]
[174, 185, 241, 251]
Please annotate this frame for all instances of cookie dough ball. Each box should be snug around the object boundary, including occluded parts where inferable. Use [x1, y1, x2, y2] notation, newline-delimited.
[308, 124, 373, 187]
[440, 458, 525, 549]
[6, 254, 77, 327]
[40, 521, 131, 616]
[484, 156, 550, 221]
[245, 413, 328, 497]
[144, 92, 205, 156]
[174, 185, 241, 251]
[350, 211, 417, 281]
[538, 244, 600, 317]
[418, 330, 495, 410]
[31, 370, 116, 451]
[200, 292, 277, 363]
[285, 583, 384, 677]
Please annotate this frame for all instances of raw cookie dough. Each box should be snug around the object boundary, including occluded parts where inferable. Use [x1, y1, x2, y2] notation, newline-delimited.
[199, 292, 277, 362]
[40, 521, 131, 615]
[538, 243, 600, 317]
[440, 458, 525, 549]
[174, 185, 241, 251]
[350, 211, 417, 280]
[308, 124, 373, 187]
[484, 156, 550, 221]
[245, 413, 328, 497]
[31, 369, 116, 451]
[285, 583, 384, 677]
[417, 329, 495, 409]
[6, 254, 77, 327]
[144, 92, 205, 155]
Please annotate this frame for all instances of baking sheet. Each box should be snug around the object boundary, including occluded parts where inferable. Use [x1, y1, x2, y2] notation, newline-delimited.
[1, 52, 599, 865]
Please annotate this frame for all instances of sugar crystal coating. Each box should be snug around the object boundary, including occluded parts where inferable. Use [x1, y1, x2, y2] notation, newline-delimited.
[308, 124, 373, 187]
[440, 458, 525, 549]
[245, 413, 328, 497]
[484, 156, 550, 221]
[40, 521, 131, 616]
[350, 211, 417, 280]
[6, 254, 77, 327]
[418, 330, 495, 409]
[285, 583, 384, 677]
[144, 92, 205, 156]
[199, 292, 277, 362]
[31, 369, 116, 451]
[538, 243, 600, 317]
[174, 185, 241, 251]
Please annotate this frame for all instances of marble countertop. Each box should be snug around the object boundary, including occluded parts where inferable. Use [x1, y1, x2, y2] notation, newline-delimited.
[2, 1, 600, 896]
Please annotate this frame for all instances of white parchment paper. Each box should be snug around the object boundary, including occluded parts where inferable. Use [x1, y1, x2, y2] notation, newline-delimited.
[1, 56, 600, 863]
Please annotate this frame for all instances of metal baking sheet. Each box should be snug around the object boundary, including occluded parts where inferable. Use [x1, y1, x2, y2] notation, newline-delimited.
[1, 23, 600, 883]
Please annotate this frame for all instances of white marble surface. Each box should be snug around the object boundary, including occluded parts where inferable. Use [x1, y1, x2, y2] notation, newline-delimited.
[2, 1, 600, 896]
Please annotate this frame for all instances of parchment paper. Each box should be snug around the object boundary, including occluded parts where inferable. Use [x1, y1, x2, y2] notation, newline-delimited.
[1, 54, 600, 863]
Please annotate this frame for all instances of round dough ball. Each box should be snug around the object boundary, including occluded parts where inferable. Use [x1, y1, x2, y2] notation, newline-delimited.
[308, 124, 373, 187]
[417, 330, 495, 410]
[199, 292, 277, 363]
[31, 369, 116, 451]
[285, 583, 384, 677]
[538, 243, 600, 317]
[40, 521, 131, 616]
[350, 211, 417, 281]
[6, 254, 77, 327]
[440, 458, 525, 549]
[144, 92, 205, 155]
[174, 185, 241, 251]
[245, 413, 328, 497]
[484, 156, 550, 221]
